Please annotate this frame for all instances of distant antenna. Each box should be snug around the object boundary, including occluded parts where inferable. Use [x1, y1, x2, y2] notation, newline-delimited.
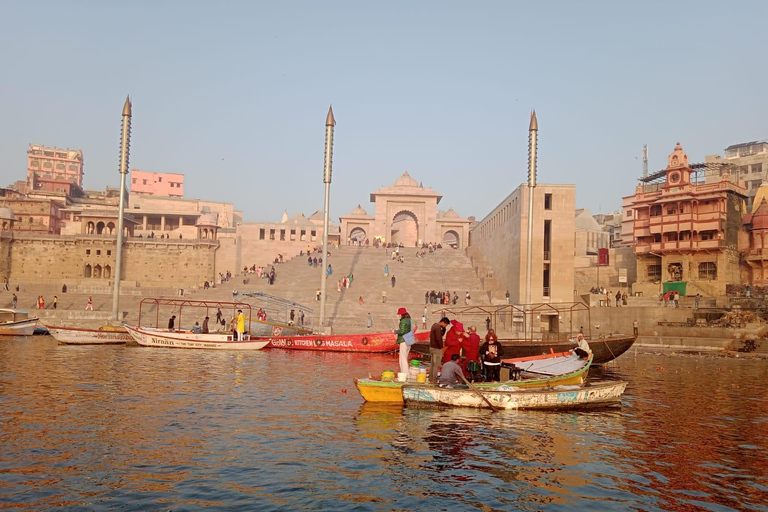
[642, 144, 649, 178]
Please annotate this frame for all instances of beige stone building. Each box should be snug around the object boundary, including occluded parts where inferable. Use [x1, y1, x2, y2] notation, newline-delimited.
[338, 172, 472, 248]
[706, 140, 768, 210]
[468, 183, 576, 304]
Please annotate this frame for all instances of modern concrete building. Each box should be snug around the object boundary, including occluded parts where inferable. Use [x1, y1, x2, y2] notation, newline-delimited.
[623, 142, 747, 297]
[469, 183, 576, 304]
[706, 140, 768, 210]
[130, 170, 185, 197]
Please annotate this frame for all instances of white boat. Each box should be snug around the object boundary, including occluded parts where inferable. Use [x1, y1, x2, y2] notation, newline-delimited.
[46, 325, 132, 345]
[402, 380, 628, 410]
[0, 309, 38, 336]
[124, 325, 270, 350]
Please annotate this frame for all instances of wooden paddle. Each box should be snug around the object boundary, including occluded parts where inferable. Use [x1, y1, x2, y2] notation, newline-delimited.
[458, 372, 498, 412]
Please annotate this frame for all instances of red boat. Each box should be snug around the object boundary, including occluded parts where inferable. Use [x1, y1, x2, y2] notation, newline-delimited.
[262, 330, 430, 353]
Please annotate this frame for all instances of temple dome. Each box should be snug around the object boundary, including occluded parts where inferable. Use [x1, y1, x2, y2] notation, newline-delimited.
[195, 213, 218, 227]
[752, 198, 768, 230]
[351, 204, 368, 215]
[393, 171, 419, 188]
[440, 208, 460, 219]
[0, 207, 14, 221]
[667, 142, 689, 169]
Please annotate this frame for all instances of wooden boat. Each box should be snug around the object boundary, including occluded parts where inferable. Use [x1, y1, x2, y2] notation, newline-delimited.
[249, 318, 312, 337]
[355, 353, 593, 403]
[125, 325, 270, 350]
[46, 325, 132, 345]
[402, 380, 628, 410]
[0, 318, 39, 336]
[263, 330, 429, 353]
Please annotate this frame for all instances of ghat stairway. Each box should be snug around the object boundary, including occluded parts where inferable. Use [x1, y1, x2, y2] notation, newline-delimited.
[16, 246, 490, 333]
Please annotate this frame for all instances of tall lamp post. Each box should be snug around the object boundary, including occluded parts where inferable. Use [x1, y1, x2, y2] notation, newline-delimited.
[318, 106, 336, 328]
[111, 96, 131, 321]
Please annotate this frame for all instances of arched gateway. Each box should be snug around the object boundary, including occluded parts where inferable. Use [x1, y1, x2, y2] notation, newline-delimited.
[339, 172, 471, 246]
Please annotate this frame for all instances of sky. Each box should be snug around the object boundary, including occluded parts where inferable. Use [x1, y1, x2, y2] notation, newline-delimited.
[1, 1, 767, 223]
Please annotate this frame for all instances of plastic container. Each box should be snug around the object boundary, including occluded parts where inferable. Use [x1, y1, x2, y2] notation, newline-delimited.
[397, 372, 407, 382]
[419, 368, 427, 374]
[381, 370, 395, 382]
[410, 359, 421, 367]
[416, 373, 427, 383]
[408, 366, 420, 380]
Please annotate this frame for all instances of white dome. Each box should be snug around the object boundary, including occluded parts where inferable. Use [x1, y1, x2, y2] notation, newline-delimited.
[195, 213, 218, 226]
[393, 171, 419, 188]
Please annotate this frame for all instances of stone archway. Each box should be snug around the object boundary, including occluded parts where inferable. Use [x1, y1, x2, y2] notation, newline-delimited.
[391, 210, 418, 246]
[84, 264, 92, 278]
[93, 264, 102, 278]
[107, 222, 115, 235]
[96, 221, 105, 235]
[443, 230, 460, 248]
[349, 227, 366, 244]
[86, 221, 95, 234]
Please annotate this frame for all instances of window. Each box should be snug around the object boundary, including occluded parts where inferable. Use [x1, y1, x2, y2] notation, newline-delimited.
[132, 178, 136, 184]
[30, 159, 40, 167]
[650, 205, 662, 217]
[280, 229, 286, 241]
[96, 250, 101, 256]
[647, 264, 661, 280]
[753, 163, 763, 175]
[290, 229, 296, 241]
[142, 179, 148, 185]
[699, 262, 717, 280]
[86, 249, 91, 256]
[300, 229, 306, 241]
[69, 164, 78, 171]
[259, 228, 265, 240]
[667, 207, 677, 215]
[311, 230, 317, 241]
[55, 163, 65, 170]
[269, 229, 275, 240]
[544, 193, 552, 210]
[158, 177, 162, 182]
[107, 250, 112, 256]
[43, 161, 52, 168]
[700, 231, 715, 241]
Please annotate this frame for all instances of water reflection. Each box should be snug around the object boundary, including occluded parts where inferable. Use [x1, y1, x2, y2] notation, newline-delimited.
[0, 338, 766, 511]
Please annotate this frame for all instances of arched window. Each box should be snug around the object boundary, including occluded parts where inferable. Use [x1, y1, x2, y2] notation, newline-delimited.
[84, 264, 92, 278]
[93, 265, 102, 278]
[104, 265, 112, 279]
[96, 221, 105, 235]
[107, 222, 115, 235]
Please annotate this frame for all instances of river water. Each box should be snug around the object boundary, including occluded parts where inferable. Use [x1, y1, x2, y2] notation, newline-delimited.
[0, 337, 766, 512]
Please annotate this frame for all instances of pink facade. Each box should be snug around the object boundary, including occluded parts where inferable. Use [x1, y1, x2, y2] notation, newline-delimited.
[131, 170, 184, 197]
[27, 144, 84, 191]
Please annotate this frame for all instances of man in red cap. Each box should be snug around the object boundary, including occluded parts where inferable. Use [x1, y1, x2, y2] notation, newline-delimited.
[393, 307, 413, 376]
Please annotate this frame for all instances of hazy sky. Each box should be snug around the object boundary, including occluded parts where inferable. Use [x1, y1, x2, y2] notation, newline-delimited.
[1, 1, 766, 223]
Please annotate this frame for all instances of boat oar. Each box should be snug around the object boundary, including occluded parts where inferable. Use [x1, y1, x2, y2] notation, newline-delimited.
[458, 373, 498, 412]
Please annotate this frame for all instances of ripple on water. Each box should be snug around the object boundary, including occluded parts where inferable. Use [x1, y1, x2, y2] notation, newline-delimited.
[0, 339, 767, 510]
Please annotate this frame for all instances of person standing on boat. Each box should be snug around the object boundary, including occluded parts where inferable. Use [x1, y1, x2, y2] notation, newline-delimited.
[442, 320, 468, 364]
[202, 316, 210, 334]
[216, 308, 223, 323]
[168, 315, 176, 331]
[393, 307, 412, 376]
[464, 326, 482, 380]
[236, 309, 245, 341]
[429, 317, 449, 383]
[480, 329, 504, 382]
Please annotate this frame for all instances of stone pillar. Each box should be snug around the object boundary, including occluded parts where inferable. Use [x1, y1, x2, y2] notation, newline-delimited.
[161, 216, 166, 232]
[179, 217, 183, 228]
[142, 215, 147, 231]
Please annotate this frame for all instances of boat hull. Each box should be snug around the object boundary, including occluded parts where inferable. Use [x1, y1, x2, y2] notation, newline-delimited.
[412, 335, 636, 364]
[249, 319, 311, 337]
[47, 325, 132, 345]
[263, 330, 429, 353]
[403, 380, 628, 410]
[355, 353, 592, 403]
[125, 325, 269, 350]
[0, 318, 39, 336]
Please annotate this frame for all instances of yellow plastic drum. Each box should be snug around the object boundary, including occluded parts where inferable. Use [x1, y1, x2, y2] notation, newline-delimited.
[381, 370, 395, 382]
[416, 373, 427, 383]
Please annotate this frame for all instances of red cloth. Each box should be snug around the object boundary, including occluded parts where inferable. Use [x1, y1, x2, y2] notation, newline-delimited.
[442, 325, 464, 364]
[463, 332, 481, 363]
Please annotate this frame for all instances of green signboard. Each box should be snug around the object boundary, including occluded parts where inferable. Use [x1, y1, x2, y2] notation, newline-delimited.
[662, 282, 687, 296]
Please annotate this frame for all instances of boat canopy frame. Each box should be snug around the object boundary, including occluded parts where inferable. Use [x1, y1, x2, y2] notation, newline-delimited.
[439, 302, 592, 342]
[138, 298, 251, 332]
[241, 292, 313, 328]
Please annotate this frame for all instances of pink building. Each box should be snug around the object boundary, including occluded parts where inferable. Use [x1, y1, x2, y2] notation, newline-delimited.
[27, 144, 84, 193]
[130, 170, 184, 197]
